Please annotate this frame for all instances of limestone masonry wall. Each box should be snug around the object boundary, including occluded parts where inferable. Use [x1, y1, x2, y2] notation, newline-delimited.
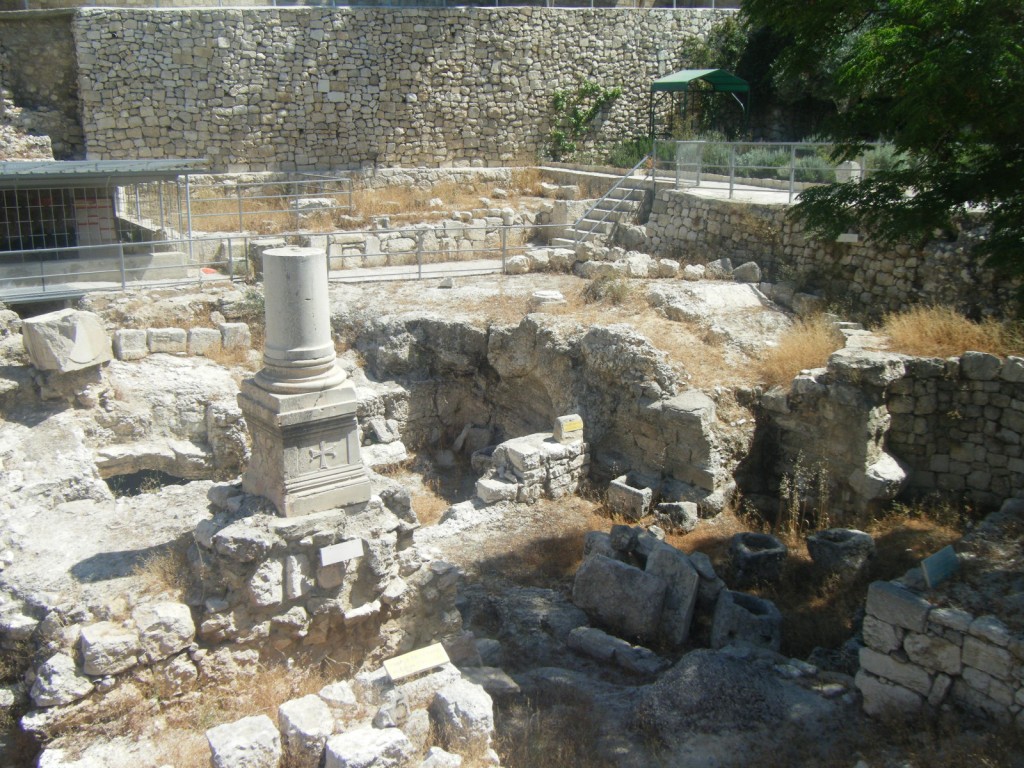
[646, 189, 1019, 320]
[857, 501, 1024, 729]
[66, 7, 725, 168]
[0, 10, 82, 158]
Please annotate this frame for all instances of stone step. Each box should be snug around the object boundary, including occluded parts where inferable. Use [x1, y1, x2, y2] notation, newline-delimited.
[549, 237, 576, 248]
[576, 218, 615, 235]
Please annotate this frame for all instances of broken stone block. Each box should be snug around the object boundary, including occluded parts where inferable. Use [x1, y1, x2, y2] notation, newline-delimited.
[806, 528, 875, 579]
[147, 327, 187, 355]
[79, 621, 140, 676]
[475, 476, 518, 504]
[247, 559, 285, 609]
[583, 531, 616, 561]
[30, 653, 94, 707]
[657, 259, 680, 278]
[318, 680, 359, 721]
[22, 309, 112, 372]
[567, 626, 670, 676]
[710, 590, 782, 652]
[213, 521, 276, 563]
[132, 602, 196, 662]
[606, 473, 654, 521]
[705, 258, 732, 279]
[729, 532, 787, 587]
[429, 678, 495, 754]
[220, 322, 251, 351]
[112, 328, 148, 361]
[461, 667, 521, 701]
[187, 327, 222, 357]
[421, 746, 463, 768]
[572, 554, 667, 643]
[278, 694, 334, 768]
[732, 261, 762, 283]
[682, 263, 705, 281]
[324, 726, 415, 768]
[207, 714, 282, 768]
[653, 501, 698, 533]
[504, 255, 530, 274]
[645, 542, 699, 648]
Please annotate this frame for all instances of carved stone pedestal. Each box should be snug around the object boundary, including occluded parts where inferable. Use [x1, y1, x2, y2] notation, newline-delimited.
[238, 246, 370, 517]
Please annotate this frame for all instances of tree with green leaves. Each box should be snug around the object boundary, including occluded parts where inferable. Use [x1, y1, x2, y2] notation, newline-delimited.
[742, 0, 1024, 283]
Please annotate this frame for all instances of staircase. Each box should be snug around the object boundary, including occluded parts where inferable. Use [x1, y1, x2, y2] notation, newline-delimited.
[546, 155, 653, 249]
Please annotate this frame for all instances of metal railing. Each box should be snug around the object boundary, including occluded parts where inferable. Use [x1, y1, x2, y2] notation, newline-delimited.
[572, 152, 652, 244]
[651, 140, 891, 203]
[0, 221, 569, 302]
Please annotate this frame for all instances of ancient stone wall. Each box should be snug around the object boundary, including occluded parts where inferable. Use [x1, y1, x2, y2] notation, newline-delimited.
[756, 349, 1024, 519]
[856, 501, 1024, 728]
[646, 189, 1019, 321]
[0, 9, 83, 158]
[67, 7, 725, 169]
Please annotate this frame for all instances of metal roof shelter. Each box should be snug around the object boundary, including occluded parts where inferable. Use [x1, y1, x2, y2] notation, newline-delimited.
[0, 159, 206, 189]
[648, 68, 750, 138]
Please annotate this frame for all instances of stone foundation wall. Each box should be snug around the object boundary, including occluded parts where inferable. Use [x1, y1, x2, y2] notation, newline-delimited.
[858, 573, 1024, 726]
[756, 348, 1024, 519]
[67, 7, 725, 169]
[646, 189, 1019, 321]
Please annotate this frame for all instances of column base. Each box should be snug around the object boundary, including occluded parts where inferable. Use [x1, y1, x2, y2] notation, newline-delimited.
[238, 377, 371, 518]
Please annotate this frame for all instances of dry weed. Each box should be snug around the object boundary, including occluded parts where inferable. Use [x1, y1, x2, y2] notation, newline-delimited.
[496, 700, 616, 768]
[757, 314, 845, 389]
[412, 478, 451, 527]
[879, 305, 1023, 358]
[132, 546, 190, 601]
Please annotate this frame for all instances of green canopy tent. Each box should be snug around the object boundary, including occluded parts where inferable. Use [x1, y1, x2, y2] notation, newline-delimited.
[648, 68, 750, 139]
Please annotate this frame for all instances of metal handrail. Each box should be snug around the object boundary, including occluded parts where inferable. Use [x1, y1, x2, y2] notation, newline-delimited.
[572, 152, 652, 244]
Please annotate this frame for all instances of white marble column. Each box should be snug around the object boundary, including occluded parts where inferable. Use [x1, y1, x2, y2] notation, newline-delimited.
[238, 247, 370, 517]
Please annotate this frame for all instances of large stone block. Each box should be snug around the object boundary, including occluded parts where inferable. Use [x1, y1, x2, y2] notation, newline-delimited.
[80, 621, 140, 676]
[710, 590, 782, 652]
[207, 714, 282, 768]
[858, 647, 931, 695]
[645, 542, 699, 649]
[132, 602, 195, 662]
[324, 726, 415, 768]
[572, 555, 667, 643]
[30, 653, 94, 707]
[855, 670, 923, 719]
[866, 581, 931, 633]
[22, 309, 112, 372]
[429, 678, 494, 754]
[278, 694, 334, 768]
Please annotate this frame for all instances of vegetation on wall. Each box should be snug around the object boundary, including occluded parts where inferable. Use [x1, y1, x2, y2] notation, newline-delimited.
[547, 80, 622, 161]
[743, 0, 1024, 291]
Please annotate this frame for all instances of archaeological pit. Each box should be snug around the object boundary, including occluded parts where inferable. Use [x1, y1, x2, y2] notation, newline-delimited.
[0, 6, 1023, 768]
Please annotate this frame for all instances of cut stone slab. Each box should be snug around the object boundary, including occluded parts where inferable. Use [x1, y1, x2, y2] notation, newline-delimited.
[30, 653, 94, 707]
[207, 714, 282, 768]
[147, 327, 187, 355]
[421, 747, 463, 768]
[324, 726, 415, 768]
[572, 554, 667, 643]
[187, 327, 222, 357]
[22, 309, 112, 372]
[112, 328, 148, 361]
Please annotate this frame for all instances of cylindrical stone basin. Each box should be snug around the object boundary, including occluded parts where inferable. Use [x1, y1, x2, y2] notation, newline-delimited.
[806, 528, 875, 577]
[256, 246, 346, 393]
[729, 532, 788, 587]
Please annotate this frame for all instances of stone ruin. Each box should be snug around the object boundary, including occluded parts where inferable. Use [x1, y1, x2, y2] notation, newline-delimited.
[1, 235, 1024, 766]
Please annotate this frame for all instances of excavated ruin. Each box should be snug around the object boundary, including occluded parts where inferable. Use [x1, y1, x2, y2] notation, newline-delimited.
[0, 238, 1023, 768]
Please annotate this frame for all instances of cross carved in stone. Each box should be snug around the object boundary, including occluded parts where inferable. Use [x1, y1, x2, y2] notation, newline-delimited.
[309, 440, 337, 470]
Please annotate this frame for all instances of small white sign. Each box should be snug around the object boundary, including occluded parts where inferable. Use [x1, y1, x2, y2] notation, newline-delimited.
[320, 538, 364, 567]
[383, 643, 450, 682]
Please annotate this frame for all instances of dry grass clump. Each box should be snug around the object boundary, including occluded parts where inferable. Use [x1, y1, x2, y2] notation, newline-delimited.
[879, 305, 1023, 358]
[132, 545, 191, 601]
[757, 314, 845, 389]
[496, 700, 616, 768]
[412, 479, 451, 527]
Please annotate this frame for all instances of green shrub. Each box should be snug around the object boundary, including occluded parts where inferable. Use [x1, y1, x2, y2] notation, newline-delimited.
[793, 155, 836, 183]
[583, 276, 633, 306]
[606, 137, 653, 169]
